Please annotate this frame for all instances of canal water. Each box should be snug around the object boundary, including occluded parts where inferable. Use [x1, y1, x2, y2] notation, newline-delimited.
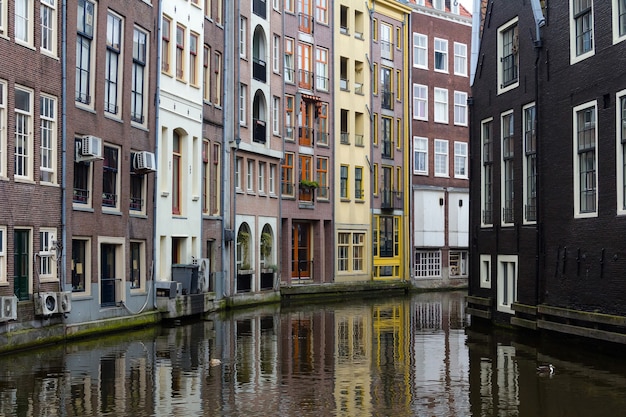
[2, 291, 626, 416]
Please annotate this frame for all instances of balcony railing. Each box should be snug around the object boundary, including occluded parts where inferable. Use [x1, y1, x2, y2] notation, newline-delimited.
[298, 69, 314, 90]
[483, 207, 493, 224]
[102, 192, 117, 207]
[73, 188, 89, 204]
[317, 185, 329, 200]
[503, 207, 514, 224]
[285, 124, 295, 140]
[382, 91, 394, 109]
[253, 57, 267, 82]
[355, 134, 364, 147]
[525, 203, 537, 221]
[382, 138, 392, 158]
[340, 25, 349, 35]
[354, 82, 363, 95]
[298, 126, 313, 147]
[381, 189, 403, 210]
[340, 77, 349, 91]
[340, 131, 350, 144]
[281, 181, 294, 196]
[316, 75, 329, 91]
[130, 196, 143, 211]
[284, 67, 295, 83]
[380, 40, 392, 60]
[317, 131, 328, 145]
[253, 0, 266, 19]
[298, 12, 313, 34]
[253, 118, 267, 143]
[298, 183, 315, 203]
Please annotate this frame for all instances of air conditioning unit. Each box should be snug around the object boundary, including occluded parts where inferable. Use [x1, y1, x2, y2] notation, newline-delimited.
[133, 151, 157, 173]
[198, 258, 211, 293]
[0, 296, 17, 322]
[76, 135, 103, 161]
[35, 292, 58, 317]
[58, 291, 72, 314]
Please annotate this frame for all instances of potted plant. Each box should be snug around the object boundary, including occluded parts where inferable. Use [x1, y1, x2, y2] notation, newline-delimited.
[299, 179, 319, 189]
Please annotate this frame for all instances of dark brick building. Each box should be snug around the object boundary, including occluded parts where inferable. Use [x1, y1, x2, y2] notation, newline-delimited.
[468, 0, 626, 343]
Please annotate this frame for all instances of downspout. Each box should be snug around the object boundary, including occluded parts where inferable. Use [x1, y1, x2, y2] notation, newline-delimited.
[152, 0, 163, 309]
[275, 5, 285, 291]
[60, 0, 67, 293]
[469, 0, 482, 86]
[234, 0, 242, 296]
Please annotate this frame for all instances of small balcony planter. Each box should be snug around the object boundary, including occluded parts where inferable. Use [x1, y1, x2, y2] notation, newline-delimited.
[299, 179, 319, 189]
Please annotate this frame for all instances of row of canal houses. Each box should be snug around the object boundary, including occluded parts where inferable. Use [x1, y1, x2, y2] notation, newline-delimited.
[0, 0, 472, 349]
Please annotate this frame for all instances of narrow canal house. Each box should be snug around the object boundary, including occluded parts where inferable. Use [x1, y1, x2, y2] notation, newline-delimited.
[369, 0, 412, 281]
[407, 0, 472, 288]
[468, 0, 626, 343]
[0, 0, 63, 329]
[280, 0, 334, 285]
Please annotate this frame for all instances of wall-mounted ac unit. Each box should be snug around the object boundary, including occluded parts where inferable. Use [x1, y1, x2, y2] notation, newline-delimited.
[35, 292, 58, 316]
[0, 296, 17, 321]
[58, 291, 72, 314]
[133, 151, 157, 173]
[76, 135, 103, 161]
[198, 258, 211, 293]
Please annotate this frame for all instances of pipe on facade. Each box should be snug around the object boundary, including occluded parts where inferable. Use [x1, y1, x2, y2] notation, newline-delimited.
[152, 0, 163, 309]
[60, 0, 67, 294]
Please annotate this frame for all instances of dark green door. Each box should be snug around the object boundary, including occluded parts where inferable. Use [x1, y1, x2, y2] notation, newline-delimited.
[14, 230, 29, 301]
[101, 244, 116, 306]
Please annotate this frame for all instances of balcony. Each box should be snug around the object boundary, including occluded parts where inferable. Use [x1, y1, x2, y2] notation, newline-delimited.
[354, 82, 363, 95]
[381, 138, 392, 158]
[299, 12, 313, 34]
[285, 67, 295, 84]
[381, 189, 403, 210]
[382, 91, 394, 110]
[281, 181, 294, 196]
[298, 69, 314, 90]
[340, 131, 350, 145]
[253, 57, 267, 82]
[253, 0, 266, 19]
[317, 131, 328, 145]
[298, 182, 315, 203]
[253, 118, 267, 143]
[285, 124, 295, 140]
[73, 188, 89, 204]
[298, 126, 314, 147]
[316, 75, 329, 92]
[317, 185, 329, 200]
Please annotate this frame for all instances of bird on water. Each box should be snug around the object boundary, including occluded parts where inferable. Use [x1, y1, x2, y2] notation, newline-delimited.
[536, 364, 555, 375]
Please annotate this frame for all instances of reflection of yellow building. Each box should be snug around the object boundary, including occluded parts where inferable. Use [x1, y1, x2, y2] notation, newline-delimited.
[334, 308, 373, 416]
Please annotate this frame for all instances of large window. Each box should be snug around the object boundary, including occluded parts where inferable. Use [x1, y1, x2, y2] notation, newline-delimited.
[172, 131, 182, 214]
[285, 95, 294, 140]
[380, 23, 392, 60]
[434, 38, 448, 72]
[297, 42, 313, 89]
[71, 238, 90, 293]
[130, 152, 146, 213]
[413, 136, 428, 175]
[315, 0, 328, 24]
[14, 86, 33, 179]
[315, 47, 329, 91]
[189, 32, 199, 86]
[318, 102, 328, 145]
[102, 145, 119, 209]
[434, 139, 448, 177]
[73, 138, 93, 206]
[413, 33, 427, 68]
[337, 232, 365, 272]
[132, 28, 147, 124]
[453, 42, 467, 76]
[481, 119, 494, 226]
[0, 81, 5, 178]
[523, 103, 537, 222]
[281, 152, 294, 196]
[574, 101, 597, 216]
[502, 112, 514, 224]
[354, 167, 363, 200]
[613, 0, 626, 41]
[284, 37, 295, 83]
[497, 255, 517, 314]
[15, 0, 33, 45]
[203, 44, 211, 102]
[454, 142, 467, 179]
[571, 0, 594, 60]
[40, 95, 56, 183]
[76, 0, 95, 105]
[381, 117, 393, 159]
[161, 16, 171, 73]
[498, 18, 519, 93]
[316, 157, 328, 199]
[130, 241, 144, 290]
[176, 24, 185, 80]
[105, 11, 122, 115]
[413, 84, 427, 120]
[39, 228, 57, 280]
[454, 91, 468, 126]
[340, 165, 348, 199]
[414, 250, 441, 278]
[40, 0, 56, 55]
[434, 88, 448, 124]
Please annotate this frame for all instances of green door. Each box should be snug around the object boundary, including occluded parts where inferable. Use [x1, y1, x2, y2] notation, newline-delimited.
[14, 230, 29, 301]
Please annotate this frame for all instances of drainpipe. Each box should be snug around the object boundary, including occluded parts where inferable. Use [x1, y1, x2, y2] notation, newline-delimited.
[60, 0, 67, 294]
[152, 0, 163, 309]
[234, 0, 242, 296]
[469, 0, 482, 86]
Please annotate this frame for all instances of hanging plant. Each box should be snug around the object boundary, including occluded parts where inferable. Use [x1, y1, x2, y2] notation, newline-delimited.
[260, 232, 272, 259]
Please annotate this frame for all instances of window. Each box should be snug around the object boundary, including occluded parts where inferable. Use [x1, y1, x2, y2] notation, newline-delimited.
[381, 67, 393, 109]
[176, 24, 185, 80]
[316, 0, 328, 24]
[434, 38, 448, 72]
[613, 0, 626, 41]
[73, 138, 93, 206]
[413, 33, 427, 68]
[381, 117, 393, 158]
[619, 93, 626, 213]
[105, 12, 122, 115]
[201, 141, 209, 213]
[434, 139, 448, 177]
[285, 0, 294, 14]
[372, 63, 378, 95]
[215, 0, 223, 24]
[413, 84, 427, 120]
[39, 228, 57, 280]
[337, 232, 365, 272]
[130, 152, 146, 213]
[297, 42, 313, 89]
[574, 101, 597, 216]
[354, 167, 363, 200]
[172, 131, 182, 214]
[131, 28, 147, 124]
[203, 45, 211, 102]
[413, 137, 428, 175]
[272, 96, 280, 135]
[239, 16, 247, 59]
[246, 159, 254, 192]
[258, 162, 266, 194]
[315, 47, 329, 91]
[316, 157, 328, 199]
[211, 143, 221, 214]
[214, 52, 222, 106]
[414, 250, 441, 278]
[454, 91, 468, 126]
[273, 35, 280, 73]
[453, 42, 467, 76]
[269, 163, 276, 195]
[130, 241, 144, 290]
[71, 238, 90, 293]
[480, 254, 491, 288]
[281, 152, 294, 196]
[0, 81, 5, 177]
[0, 0, 6, 36]
[497, 255, 517, 314]
[317, 102, 328, 145]
[235, 156, 243, 190]
[15, 0, 33, 45]
[285, 95, 294, 140]
[454, 142, 468, 178]
[340, 165, 349, 199]
[501, 112, 514, 224]
[102, 145, 119, 209]
[524, 104, 537, 222]
[40, 0, 57, 55]
[14, 86, 33, 179]
[433, 0, 444, 10]
[284, 37, 294, 83]
[481, 119, 494, 226]
[0, 227, 5, 284]
[571, 0, 594, 60]
[189, 32, 199, 86]
[434, 88, 448, 124]
[449, 251, 468, 277]
[162, 16, 171, 73]
[498, 18, 519, 93]
[76, 0, 95, 105]
[40, 95, 57, 184]
[239, 83, 247, 125]
[380, 23, 392, 60]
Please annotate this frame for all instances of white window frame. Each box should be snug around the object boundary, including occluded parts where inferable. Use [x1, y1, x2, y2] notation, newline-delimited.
[497, 255, 518, 314]
[414, 250, 441, 279]
[284, 37, 294, 83]
[434, 139, 448, 177]
[269, 163, 276, 195]
[480, 254, 491, 289]
[76, 0, 96, 108]
[15, 0, 33, 46]
[497, 17, 519, 95]
[71, 237, 92, 295]
[105, 11, 123, 116]
[612, 0, 626, 44]
[449, 250, 468, 277]
[523, 102, 537, 224]
[102, 144, 121, 212]
[413, 83, 428, 120]
[413, 136, 428, 175]
[617, 90, 626, 215]
[239, 83, 247, 125]
[129, 240, 146, 293]
[0, 0, 7, 37]
[239, 15, 247, 59]
[434, 37, 448, 73]
[573, 100, 598, 218]
[453, 42, 467, 76]
[454, 141, 468, 179]
[413, 33, 427, 69]
[501, 110, 515, 226]
[453, 91, 468, 126]
[481, 118, 494, 227]
[315, 47, 329, 91]
[0, 227, 6, 285]
[40, 94, 57, 184]
[14, 85, 33, 180]
[0, 80, 6, 179]
[40, 0, 57, 56]
[434, 87, 448, 124]
[272, 96, 280, 135]
[39, 228, 58, 281]
[247, 159, 254, 192]
[272, 34, 280, 73]
[131, 26, 148, 126]
[258, 161, 266, 194]
[570, 0, 595, 64]
[235, 156, 242, 190]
